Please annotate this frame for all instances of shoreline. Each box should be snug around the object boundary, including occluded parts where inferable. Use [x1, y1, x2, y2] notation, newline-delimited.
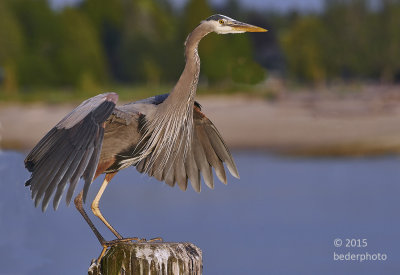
[2, 91, 400, 156]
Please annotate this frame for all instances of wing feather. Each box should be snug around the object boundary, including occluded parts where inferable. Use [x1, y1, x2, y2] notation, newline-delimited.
[204, 123, 239, 179]
[24, 92, 118, 211]
[63, 146, 94, 207]
[195, 124, 226, 184]
[175, 152, 188, 191]
[134, 101, 238, 192]
[164, 165, 176, 187]
[41, 148, 80, 211]
[81, 127, 104, 203]
[51, 122, 97, 209]
[163, 150, 176, 187]
[185, 147, 200, 192]
[193, 133, 212, 191]
[32, 139, 72, 203]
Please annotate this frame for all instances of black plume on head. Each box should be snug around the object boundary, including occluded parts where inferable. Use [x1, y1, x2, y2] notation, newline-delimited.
[205, 14, 228, 22]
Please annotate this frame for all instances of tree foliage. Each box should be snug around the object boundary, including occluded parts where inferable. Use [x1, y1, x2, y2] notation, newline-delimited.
[0, 1, 24, 92]
[58, 8, 108, 88]
[0, 0, 268, 91]
[281, 16, 327, 83]
[1, 0, 399, 93]
[280, 0, 400, 84]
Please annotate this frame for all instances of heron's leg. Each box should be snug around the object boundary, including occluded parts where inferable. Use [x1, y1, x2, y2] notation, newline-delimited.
[75, 188, 140, 264]
[90, 173, 163, 244]
[74, 190, 106, 245]
[74, 190, 139, 243]
[91, 172, 123, 239]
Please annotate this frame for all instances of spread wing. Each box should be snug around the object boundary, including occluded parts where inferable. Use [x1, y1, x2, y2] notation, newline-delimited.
[136, 103, 239, 192]
[24, 92, 118, 211]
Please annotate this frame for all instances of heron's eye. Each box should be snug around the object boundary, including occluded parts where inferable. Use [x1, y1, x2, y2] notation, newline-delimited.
[219, 19, 225, 25]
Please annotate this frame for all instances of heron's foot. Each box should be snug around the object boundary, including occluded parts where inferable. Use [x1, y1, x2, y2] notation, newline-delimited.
[146, 237, 163, 242]
[97, 236, 164, 263]
[103, 237, 141, 246]
[97, 237, 140, 263]
[103, 236, 163, 245]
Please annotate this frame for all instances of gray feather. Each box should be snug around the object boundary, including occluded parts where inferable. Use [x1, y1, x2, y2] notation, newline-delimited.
[193, 133, 213, 190]
[175, 153, 187, 191]
[136, 159, 146, 173]
[82, 127, 103, 203]
[196, 124, 227, 184]
[164, 168, 175, 187]
[33, 141, 72, 206]
[41, 149, 80, 211]
[150, 149, 166, 182]
[48, 122, 96, 210]
[30, 134, 68, 199]
[163, 151, 176, 187]
[185, 147, 200, 192]
[55, 127, 95, 209]
[204, 124, 239, 178]
[64, 146, 94, 206]
[24, 92, 117, 211]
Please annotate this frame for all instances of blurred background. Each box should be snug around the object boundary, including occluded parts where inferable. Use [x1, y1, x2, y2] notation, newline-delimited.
[0, 0, 399, 99]
[1, 0, 400, 274]
[2, 0, 400, 155]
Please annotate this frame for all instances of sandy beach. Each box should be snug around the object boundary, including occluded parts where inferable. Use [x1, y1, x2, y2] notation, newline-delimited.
[2, 89, 400, 156]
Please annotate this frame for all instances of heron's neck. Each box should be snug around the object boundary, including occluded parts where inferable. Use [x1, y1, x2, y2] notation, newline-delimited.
[163, 24, 211, 108]
[138, 24, 211, 173]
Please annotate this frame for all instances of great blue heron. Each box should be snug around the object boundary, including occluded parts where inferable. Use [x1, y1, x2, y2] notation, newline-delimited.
[24, 14, 267, 258]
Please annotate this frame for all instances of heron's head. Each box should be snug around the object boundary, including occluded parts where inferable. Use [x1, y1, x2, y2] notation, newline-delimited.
[202, 14, 267, 34]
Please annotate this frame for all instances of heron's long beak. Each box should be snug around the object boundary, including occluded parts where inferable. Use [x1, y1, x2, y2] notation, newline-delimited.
[230, 21, 268, 32]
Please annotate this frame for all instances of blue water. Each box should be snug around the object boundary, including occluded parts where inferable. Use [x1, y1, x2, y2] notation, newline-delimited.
[1, 151, 399, 274]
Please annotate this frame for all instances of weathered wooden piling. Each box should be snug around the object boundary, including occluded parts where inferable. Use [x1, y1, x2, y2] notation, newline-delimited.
[88, 242, 202, 275]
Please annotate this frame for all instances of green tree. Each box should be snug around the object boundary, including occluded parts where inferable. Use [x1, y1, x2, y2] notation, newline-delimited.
[11, 0, 64, 86]
[0, 1, 24, 93]
[57, 8, 108, 89]
[377, 0, 400, 82]
[281, 16, 327, 84]
[81, 0, 125, 81]
[281, 0, 387, 83]
[324, 0, 371, 79]
[117, 0, 181, 84]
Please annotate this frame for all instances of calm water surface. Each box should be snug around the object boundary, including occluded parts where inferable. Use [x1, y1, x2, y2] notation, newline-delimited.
[0, 151, 399, 274]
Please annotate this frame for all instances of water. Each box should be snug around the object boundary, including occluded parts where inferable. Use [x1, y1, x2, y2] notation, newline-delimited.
[1, 151, 399, 274]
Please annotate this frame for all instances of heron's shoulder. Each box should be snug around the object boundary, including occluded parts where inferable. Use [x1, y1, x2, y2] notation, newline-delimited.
[130, 93, 170, 105]
[107, 93, 169, 125]
[108, 93, 203, 124]
[132, 93, 201, 110]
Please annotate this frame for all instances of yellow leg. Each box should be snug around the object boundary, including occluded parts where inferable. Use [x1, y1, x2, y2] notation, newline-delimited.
[83, 172, 164, 264]
[91, 172, 123, 239]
